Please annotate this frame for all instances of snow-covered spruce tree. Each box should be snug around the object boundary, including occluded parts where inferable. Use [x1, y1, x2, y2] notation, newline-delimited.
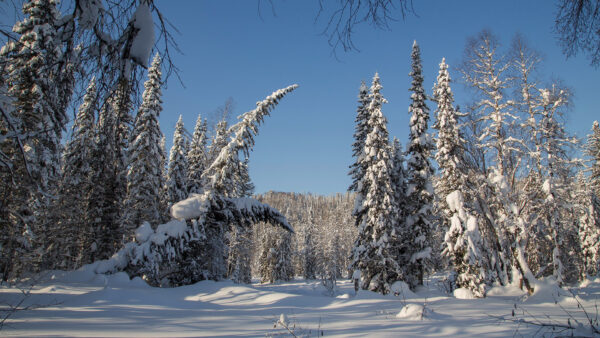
[350, 73, 400, 294]
[302, 207, 318, 280]
[94, 85, 298, 286]
[121, 53, 166, 236]
[577, 122, 600, 278]
[589, 121, 600, 197]
[226, 158, 255, 283]
[349, 81, 371, 208]
[89, 95, 120, 261]
[227, 222, 253, 284]
[0, 0, 73, 278]
[536, 86, 578, 284]
[432, 59, 463, 208]
[391, 138, 407, 212]
[84, 78, 134, 263]
[405, 41, 435, 288]
[112, 78, 134, 218]
[432, 58, 487, 296]
[187, 115, 209, 194]
[159, 135, 169, 223]
[45, 78, 98, 270]
[348, 82, 372, 281]
[257, 223, 294, 284]
[576, 172, 600, 278]
[166, 115, 189, 207]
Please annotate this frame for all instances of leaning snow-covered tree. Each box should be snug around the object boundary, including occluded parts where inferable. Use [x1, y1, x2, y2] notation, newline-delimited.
[94, 84, 298, 286]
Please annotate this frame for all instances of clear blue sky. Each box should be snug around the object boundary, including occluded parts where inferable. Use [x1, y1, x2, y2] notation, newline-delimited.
[157, 0, 598, 195]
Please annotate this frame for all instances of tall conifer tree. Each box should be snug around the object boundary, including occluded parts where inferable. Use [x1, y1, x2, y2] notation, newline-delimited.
[122, 53, 165, 235]
[166, 115, 189, 206]
[187, 115, 209, 194]
[405, 41, 435, 288]
[351, 73, 400, 294]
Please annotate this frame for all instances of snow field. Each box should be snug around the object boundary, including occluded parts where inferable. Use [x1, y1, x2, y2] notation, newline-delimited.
[3, 268, 600, 337]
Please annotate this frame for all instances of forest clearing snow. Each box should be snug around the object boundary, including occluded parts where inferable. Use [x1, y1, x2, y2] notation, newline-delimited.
[1, 266, 600, 337]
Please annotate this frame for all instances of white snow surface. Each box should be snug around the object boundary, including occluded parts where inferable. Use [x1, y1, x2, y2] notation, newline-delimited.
[129, 3, 155, 67]
[2, 270, 599, 337]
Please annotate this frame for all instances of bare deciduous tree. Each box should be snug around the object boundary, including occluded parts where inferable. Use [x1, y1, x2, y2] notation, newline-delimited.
[555, 0, 600, 67]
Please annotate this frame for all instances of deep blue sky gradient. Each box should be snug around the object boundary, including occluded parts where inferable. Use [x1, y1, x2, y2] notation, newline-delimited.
[157, 0, 599, 195]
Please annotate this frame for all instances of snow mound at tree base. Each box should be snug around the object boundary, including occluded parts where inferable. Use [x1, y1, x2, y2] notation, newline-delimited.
[524, 278, 569, 303]
[453, 287, 476, 299]
[396, 303, 429, 320]
[391, 281, 416, 298]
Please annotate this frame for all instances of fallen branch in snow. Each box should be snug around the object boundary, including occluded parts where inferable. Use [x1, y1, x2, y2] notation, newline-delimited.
[269, 313, 323, 337]
[490, 289, 600, 336]
[275, 313, 297, 337]
[0, 277, 61, 330]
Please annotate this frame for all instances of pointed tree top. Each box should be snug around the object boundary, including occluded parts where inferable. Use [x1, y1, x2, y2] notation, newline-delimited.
[151, 52, 161, 67]
[359, 80, 367, 92]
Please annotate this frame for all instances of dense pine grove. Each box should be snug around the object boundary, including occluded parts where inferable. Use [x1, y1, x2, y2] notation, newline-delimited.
[0, 0, 599, 301]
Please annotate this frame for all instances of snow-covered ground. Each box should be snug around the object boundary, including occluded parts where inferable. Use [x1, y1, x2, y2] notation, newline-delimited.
[2, 266, 599, 337]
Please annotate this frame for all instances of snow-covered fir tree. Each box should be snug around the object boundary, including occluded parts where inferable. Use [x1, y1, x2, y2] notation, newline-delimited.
[349, 81, 371, 196]
[258, 223, 294, 284]
[159, 135, 169, 223]
[0, 0, 72, 278]
[187, 115, 209, 194]
[405, 41, 435, 288]
[225, 157, 255, 284]
[350, 73, 401, 294]
[390, 138, 407, 211]
[227, 223, 253, 284]
[432, 59, 463, 203]
[90, 95, 121, 260]
[537, 86, 578, 284]
[81, 78, 134, 263]
[166, 115, 189, 207]
[576, 172, 600, 278]
[121, 53, 166, 235]
[47, 78, 98, 270]
[112, 78, 134, 218]
[432, 58, 487, 296]
[589, 121, 600, 197]
[302, 207, 318, 280]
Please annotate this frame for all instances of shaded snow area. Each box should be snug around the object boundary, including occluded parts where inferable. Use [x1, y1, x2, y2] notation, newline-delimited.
[2, 269, 600, 337]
